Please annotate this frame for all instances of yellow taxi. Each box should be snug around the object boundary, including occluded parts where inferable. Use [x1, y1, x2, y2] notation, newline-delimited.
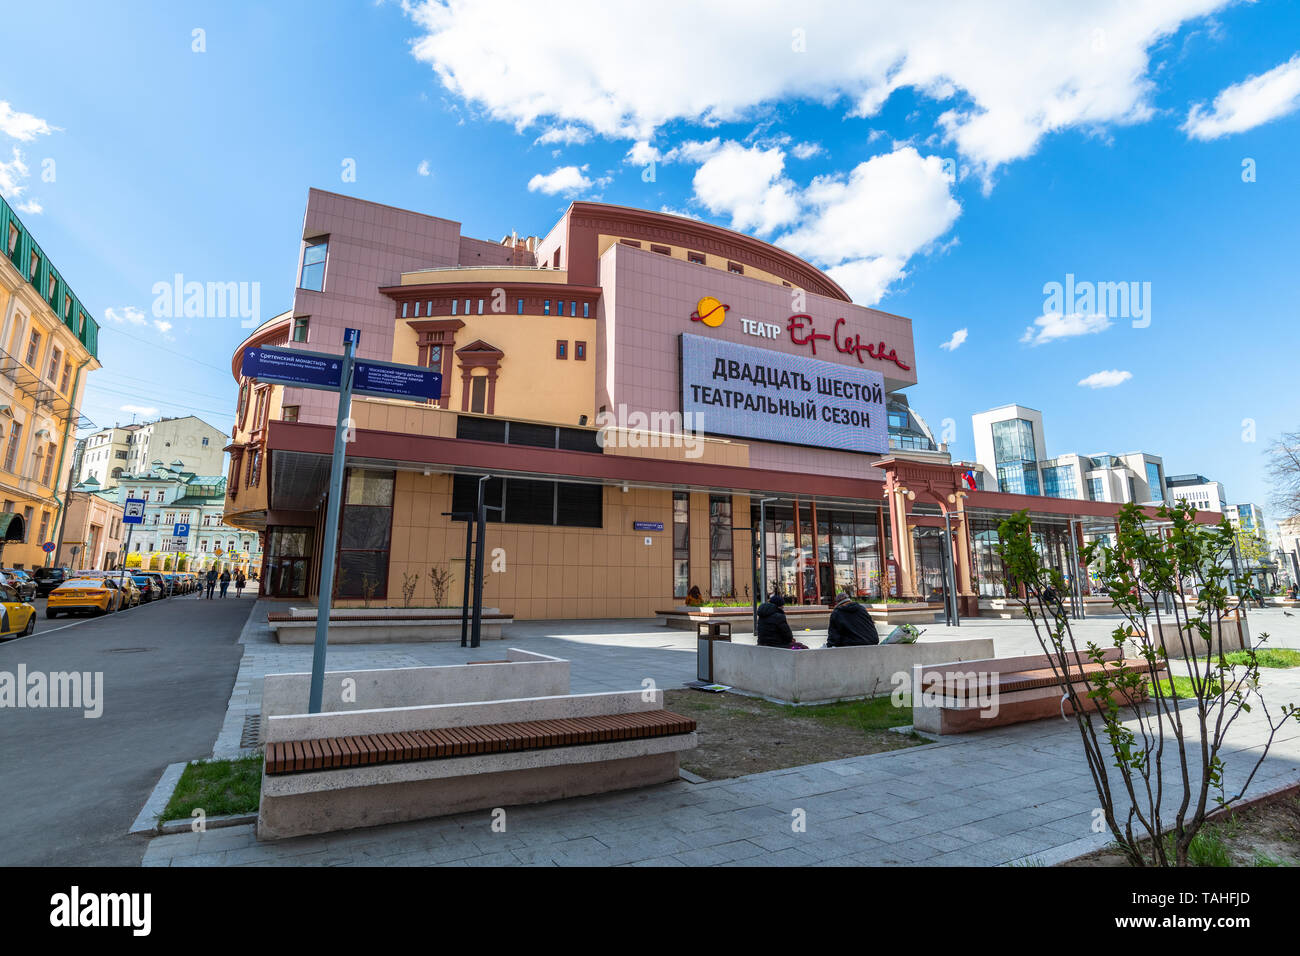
[46, 577, 126, 618]
[0, 581, 36, 638]
[112, 574, 142, 608]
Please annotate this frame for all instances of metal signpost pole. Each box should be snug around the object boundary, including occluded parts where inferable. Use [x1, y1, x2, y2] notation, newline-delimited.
[307, 331, 358, 715]
[471, 476, 491, 648]
[441, 510, 474, 647]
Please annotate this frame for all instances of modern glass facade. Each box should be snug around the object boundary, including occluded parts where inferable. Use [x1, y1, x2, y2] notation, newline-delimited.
[1042, 463, 1078, 499]
[754, 505, 882, 603]
[997, 462, 1040, 495]
[991, 418, 1037, 464]
[1144, 461, 1163, 503]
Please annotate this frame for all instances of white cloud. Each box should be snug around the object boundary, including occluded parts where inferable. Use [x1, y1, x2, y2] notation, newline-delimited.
[120, 404, 160, 417]
[404, 0, 1230, 181]
[658, 205, 703, 221]
[1021, 312, 1112, 345]
[689, 142, 800, 235]
[791, 141, 824, 160]
[104, 306, 148, 326]
[1078, 369, 1132, 388]
[0, 147, 29, 198]
[940, 328, 968, 350]
[153, 320, 173, 335]
[780, 147, 961, 303]
[624, 140, 660, 166]
[535, 124, 592, 145]
[417, 159, 432, 176]
[0, 101, 56, 141]
[527, 164, 593, 196]
[15, 198, 41, 215]
[661, 138, 723, 164]
[1183, 52, 1300, 140]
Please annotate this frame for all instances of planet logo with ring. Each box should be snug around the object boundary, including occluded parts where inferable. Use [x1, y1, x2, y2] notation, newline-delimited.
[690, 296, 729, 327]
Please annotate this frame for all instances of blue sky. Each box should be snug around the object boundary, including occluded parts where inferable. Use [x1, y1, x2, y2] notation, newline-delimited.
[2, 0, 1297, 530]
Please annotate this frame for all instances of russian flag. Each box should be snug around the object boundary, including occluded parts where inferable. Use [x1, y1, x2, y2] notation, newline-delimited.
[962, 470, 977, 491]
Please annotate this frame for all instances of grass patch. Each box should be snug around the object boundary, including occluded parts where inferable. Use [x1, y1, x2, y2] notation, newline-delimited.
[1221, 648, 1300, 669]
[1150, 675, 1222, 698]
[160, 755, 263, 823]
[665, 689, 921, 781]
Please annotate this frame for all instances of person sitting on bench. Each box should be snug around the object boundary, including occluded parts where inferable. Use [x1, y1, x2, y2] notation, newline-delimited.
[755, 593, 795, 648]
[826, 592, 879, 647]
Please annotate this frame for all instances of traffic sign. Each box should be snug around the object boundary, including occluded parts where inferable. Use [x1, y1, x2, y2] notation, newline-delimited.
[214, 547, 224, 556]
[353, 359, 442, 401]
[123, 498, 147, 524]
[241, 345, 343, 391]
[174, 522, 190, 537]
[344, 328, 362, 345]
[42, 541, 55, 553]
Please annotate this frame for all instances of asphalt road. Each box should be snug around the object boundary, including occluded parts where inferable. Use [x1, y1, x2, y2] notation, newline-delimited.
[0, 590, 250, 865]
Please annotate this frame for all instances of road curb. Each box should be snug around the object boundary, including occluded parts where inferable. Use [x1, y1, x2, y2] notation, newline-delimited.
[129, 761, 186, 834]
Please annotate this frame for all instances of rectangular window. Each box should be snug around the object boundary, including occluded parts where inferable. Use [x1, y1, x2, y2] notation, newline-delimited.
[3, 422, 22, 472]
[516, 298, 524, 314]
[413, 301, 421, 318]
[583, 302, 590, 318]
[282, 405, 299, 423]
[336, 469, 394, 599]
[292, 316, 309, 342]
[619, 239, 641, 248]
[299, 238, 328, 291]
[727, 261, 744, 275]
[673, 491, 690, 598]
[651, 244, 671, 256]
[22, 506, 33, 541]
[6, 223, 16, 255]
[469, 377, 487, 413]
[687, 251, 705, 265]
[41, 442, 55, 485]
[574, 341, 586, 361]
[47, 347, 61, 381]
[25, 329, 40, 366]
[426, 301, 433, 315]
[451, 299, 457, 315]
[709, 495, 734, 597]
[60, 362, 71, 393]
[464, 299, 470, 315]
[570, 301, 577, 316]
[202, 437, 210, 446]
[29, 251, 39, 277]
[991, 419, 1037, 464]
[38, 511, 49, 545]
[401, 302, 409, 318]
[543, 300, 551, 315]
[557, 300, 565, 317]
[477, 299, 484, 315]
[555, 340, 567, 359]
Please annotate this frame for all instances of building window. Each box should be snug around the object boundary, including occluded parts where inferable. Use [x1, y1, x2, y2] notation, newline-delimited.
[516, 298, 524, 314]
[583, 302, 590, 318]
[22, 506, 33, 540]
[469, 377, 487, 414]
[687, 251, 705, 265]
[3, 422, 22, 472]
[6, 223, 16, 255]
[38, 511, 49, 545]
[673, 492, 690, 598]
[557, 300, 565, 316]
[1144, 462, 1164, 503]
[336, 469, 394, 599]
[42, 443, 55, 485]
[477, 299, 484, 315]
[202, 437, 210, 447]
[46, 347, 61, 381]
[651, 244, 670, 256]
[556, 340, 567, 359]
[727, 261, 744, 275]
[450, 474, 601, 528]
[464, 299, 470, 315]
[293, 316, 310, 342]
[451, 299, 457, 315]
[29, 251, 39, 278]
[543, 300, 550, 315]
[574, 341, 586, 361]
[570, 301, 577, 317]
[156, 490, 165, 502]
[709, 495, 734, 597]
[991, 419, 1037, 464]
[25, 329, 40, 366]
[401, 302, 409, 318]
[60, 362, 71, 393]
[619, 239, 641, 248]
[299, 238, 328, 291]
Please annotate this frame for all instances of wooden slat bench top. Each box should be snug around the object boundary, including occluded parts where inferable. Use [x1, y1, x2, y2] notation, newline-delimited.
[265, 709, 696, 775]
[930, 658, 1167, 696]
[267, 613, 511, 623]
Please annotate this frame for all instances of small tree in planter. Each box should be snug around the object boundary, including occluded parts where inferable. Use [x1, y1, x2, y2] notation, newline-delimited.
[401, 572, 419, 608]
[997, 504, 1298, 866]
[428, 565, 451, 607]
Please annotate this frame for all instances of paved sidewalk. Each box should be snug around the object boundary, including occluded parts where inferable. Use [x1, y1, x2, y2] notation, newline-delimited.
[154, 603, 1300, 867]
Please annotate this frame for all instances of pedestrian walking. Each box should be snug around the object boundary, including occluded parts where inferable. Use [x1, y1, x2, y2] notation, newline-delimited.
[235, 570, 246, 597]
[219, 569, 231, 598]
[206, 567, 218, 599]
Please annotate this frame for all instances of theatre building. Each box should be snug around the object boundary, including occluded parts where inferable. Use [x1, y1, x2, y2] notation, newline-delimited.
[225, 189, 1191, 617]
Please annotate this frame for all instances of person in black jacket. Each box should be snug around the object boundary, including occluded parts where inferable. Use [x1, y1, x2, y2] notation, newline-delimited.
[826, 592, 879, 647]
[755, 593, 795, 648]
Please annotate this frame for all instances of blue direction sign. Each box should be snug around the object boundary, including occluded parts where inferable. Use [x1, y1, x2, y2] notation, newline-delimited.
[174, 522, 190, 537]
[123, 498, 147, 524]
[241, 345, 343, 391]
[353, 359, 442, 401]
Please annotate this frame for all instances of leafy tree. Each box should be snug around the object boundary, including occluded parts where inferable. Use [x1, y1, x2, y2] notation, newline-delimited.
[1265, 430, 1300, 518]
[997, 503, 1298, 866]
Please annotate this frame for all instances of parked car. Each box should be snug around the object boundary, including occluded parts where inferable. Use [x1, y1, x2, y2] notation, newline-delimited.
[144, 572, 168, 597]
[1, 569, 36, 602]
[0, 582, 36, 638]
[131, 573, 162, 603]
[47, 577, 125, 617]
[112, 574, 142, 608]
[31, 566, 69, 598]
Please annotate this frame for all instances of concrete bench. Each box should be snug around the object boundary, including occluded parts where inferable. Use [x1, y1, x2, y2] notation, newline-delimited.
[255, 651, 697, 840]
[911, 648, 1169, 735]
[267, 610, 512, 644]
[711, 637, 995, 705]
[656, 602, 940, 632]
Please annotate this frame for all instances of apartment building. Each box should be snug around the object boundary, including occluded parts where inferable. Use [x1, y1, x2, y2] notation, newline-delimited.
[78, 415, 226, 488]
[0, 194, 102, 567]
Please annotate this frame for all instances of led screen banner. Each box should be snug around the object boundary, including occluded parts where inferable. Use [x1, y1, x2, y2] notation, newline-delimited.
[681, 333, 889, 453]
